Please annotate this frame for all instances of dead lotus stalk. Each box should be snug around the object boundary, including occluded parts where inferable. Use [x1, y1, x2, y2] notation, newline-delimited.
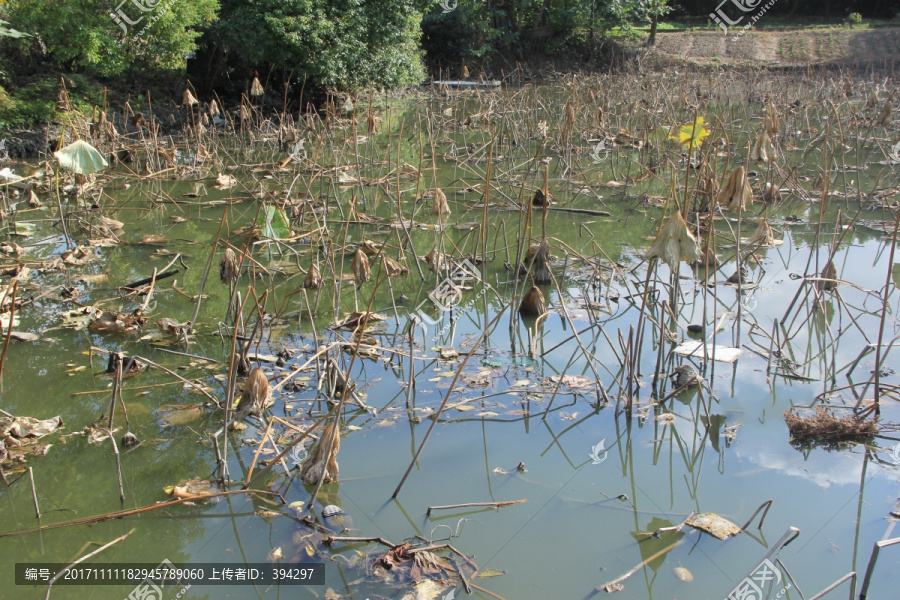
[519, 286, 547, 316]
[301, 422, 340, 485]
[234, 367, 270, 420]
[432, 187, 450, 216]
[304, 262, 323, 289]
[519, 240, 552, 284]
[250, 76, 264, 97]
[750, 131, 776, 163]
[219, 248, 240, 284]
[182, 88, 198, 106]
[645, 210, 700, 271]
[745, 220, 776, 247]
[425, 247, 446, 273]
[715, 166, 753, 211]
[352, 249, 371, 285]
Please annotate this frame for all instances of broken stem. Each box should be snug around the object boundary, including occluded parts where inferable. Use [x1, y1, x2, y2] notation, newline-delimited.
[426, 500, 527, 516]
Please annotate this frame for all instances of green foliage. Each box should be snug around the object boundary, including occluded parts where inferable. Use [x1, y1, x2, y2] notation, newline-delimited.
[2, 0, 217, 77]
[257, 205, 292, 240]
[210, 0, 430, 90]
[0, 79, 57, 130]
[847, 12, 863, 25]
[421, 3, 489, 68]
[0, 19, 28, 38]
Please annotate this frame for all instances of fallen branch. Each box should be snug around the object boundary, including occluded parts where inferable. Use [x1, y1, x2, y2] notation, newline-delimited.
[595, 539, 684, 593]
[547, 206, 611, 217]
[90, 347, 221, 408]
[120, 268, 179, 291]
[426, 500, 527, 517]
[640, 511, 695, 538]
[0, 490, 283, 538]
[44, 528, 135, 600]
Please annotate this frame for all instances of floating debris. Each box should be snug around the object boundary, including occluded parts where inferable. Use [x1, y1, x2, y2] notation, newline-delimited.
[784, 406, 878, 445]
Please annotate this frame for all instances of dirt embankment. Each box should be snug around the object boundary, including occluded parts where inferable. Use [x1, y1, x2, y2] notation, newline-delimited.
[647, 27, 900, 69]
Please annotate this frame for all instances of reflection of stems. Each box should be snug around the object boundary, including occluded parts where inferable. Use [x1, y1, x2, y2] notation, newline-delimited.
[393, 302, 511, 498]
[595, 538, 684, 593]
[0, 280, 17, 381]
[872, 206, 900, 417]
[0, 490, 284, 539]
[43, 528, 135, 600]
[426, 499, 526, 516]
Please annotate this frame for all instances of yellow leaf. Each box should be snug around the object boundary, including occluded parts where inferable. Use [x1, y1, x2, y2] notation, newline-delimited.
[670, 116, 710, 149]
[476, 569, 507, 578]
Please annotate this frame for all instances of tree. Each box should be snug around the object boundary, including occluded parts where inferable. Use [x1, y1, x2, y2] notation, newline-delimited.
[207, 0, 431, 90]
[633, 0, 672, 46]
[3, 0, 218, 76]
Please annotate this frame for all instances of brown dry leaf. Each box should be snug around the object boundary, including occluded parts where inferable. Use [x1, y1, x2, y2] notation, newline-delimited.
[547, 374, 593, 389]
[157, 404, 205, 427]
[412, 551, 452, 580]
[59, 306, 101, 330]
[88, 310, 147, 334]
[715, 166, 753, 211]
[9, 331, 39, 342]
[97, 216, 124, 232]
[84, 426, 119, 444]
[75, 273, 109, 285]
[156, 318, 190, 335]
[215, 173, 238, 189]
[170, 477, 216, 499]
[412, 579, 449, 600]
[645, 210, 700, 271]
[141, 234, 170, 244]
[1, 416, 63, 440]
[61, 246, 96, 266]
[686, 512, 741, 540]
[0, 242, 23, 255]
[333, 311, 388, 330]
[383, 255, 409, 277]
[476, 569, 507, 578]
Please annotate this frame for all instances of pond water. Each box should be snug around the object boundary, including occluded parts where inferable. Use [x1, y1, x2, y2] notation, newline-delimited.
[2, 71, 900, 600]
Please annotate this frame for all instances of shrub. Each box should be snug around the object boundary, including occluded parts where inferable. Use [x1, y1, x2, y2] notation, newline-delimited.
[206, 0, 430, 90]
[420, 4, 484, 70]
[2, 0, 218, 77]
[847, 12, 863, 26]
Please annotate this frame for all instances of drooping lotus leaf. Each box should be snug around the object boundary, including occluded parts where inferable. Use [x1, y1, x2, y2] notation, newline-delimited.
[646, 209, 701, 271]
[54, 140, 109, 175]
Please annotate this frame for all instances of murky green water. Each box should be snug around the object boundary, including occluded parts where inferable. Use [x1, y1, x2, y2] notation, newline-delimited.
[3, 72, 900, 600]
